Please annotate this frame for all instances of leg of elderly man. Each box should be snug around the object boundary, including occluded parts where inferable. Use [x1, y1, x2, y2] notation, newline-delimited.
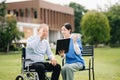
[30, 62, 61, 80]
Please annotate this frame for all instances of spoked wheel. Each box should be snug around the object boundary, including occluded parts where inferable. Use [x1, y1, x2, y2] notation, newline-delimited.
[15, 75, 24, 80]
[45, 77, 51, 80]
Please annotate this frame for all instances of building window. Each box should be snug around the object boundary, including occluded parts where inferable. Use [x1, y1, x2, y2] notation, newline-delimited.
[13, 9, 18, 17]
[15, 10, 19, 17]
[34, 9, 37, 19]
[7, 10, 11, 14]
[20, 9, 24, 17]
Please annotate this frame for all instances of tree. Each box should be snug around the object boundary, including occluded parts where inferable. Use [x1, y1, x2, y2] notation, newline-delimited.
[0, 1, 24, 52]
[0, 0, 6, 32]
[0, 0, 7, 51]
[5, 14, 24, 52]
[0, 0, 6, 17]
[81, 10, 110, 47]
[105, 4, 120, 47]
[69, 2, 87, 33]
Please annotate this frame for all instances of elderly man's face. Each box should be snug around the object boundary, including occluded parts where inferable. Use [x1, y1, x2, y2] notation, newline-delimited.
[38, 27, 49, 39]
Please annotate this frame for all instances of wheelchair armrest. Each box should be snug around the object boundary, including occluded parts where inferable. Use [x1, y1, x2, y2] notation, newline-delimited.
[25, 59, 33, 62]
[46, 58, 50, 61]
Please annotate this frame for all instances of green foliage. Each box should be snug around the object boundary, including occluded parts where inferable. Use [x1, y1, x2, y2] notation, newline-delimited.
[6, 14, 24, 41]
[105, 4, 120, 47]
[0, 1, 24, 52]
[0, 0, 6, 17]
[69, 2, 87, 33]
[0, 0, 7, 51]
[1, 14, 24, 52]
[81, 10, 110, 46]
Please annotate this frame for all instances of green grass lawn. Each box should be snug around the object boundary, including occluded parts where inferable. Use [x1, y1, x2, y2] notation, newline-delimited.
[0, 47, 120, 80]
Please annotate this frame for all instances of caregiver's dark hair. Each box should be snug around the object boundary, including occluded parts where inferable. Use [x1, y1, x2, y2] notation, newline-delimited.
[62, 23, 72, 33]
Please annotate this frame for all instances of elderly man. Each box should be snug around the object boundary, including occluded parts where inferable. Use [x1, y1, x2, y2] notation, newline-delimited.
[25, 23, 61, 80]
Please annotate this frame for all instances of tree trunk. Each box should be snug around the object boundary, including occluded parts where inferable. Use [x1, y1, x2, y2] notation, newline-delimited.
[95, 43, 97, 48]
[6, 43, 9, 53]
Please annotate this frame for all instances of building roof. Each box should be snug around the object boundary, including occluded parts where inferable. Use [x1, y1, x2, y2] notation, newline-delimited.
[6, 0, 74, 15]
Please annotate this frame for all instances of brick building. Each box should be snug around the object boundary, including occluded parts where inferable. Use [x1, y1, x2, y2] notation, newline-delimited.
[6, 0, 74, 43]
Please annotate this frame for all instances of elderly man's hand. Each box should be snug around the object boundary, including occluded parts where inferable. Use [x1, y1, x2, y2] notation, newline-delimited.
[50, 57, 57, 66]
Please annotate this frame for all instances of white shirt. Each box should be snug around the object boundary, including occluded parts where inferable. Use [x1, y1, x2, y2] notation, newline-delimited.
[25, 36, 54, 67]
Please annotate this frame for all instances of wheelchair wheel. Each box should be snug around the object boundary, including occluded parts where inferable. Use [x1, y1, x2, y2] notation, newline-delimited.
[45, 77, 51, 80]
[15, 75, 24, 80]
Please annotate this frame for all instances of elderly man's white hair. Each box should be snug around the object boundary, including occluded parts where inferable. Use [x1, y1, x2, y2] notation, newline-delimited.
[39, 23, 49, 29]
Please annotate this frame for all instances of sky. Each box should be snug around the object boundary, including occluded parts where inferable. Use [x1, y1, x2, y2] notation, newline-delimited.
[45, 0, 119, 10]
[1, 0, 120, 10]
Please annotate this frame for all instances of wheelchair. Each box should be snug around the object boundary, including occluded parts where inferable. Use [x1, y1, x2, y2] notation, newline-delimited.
[15, 47, 51, 80]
